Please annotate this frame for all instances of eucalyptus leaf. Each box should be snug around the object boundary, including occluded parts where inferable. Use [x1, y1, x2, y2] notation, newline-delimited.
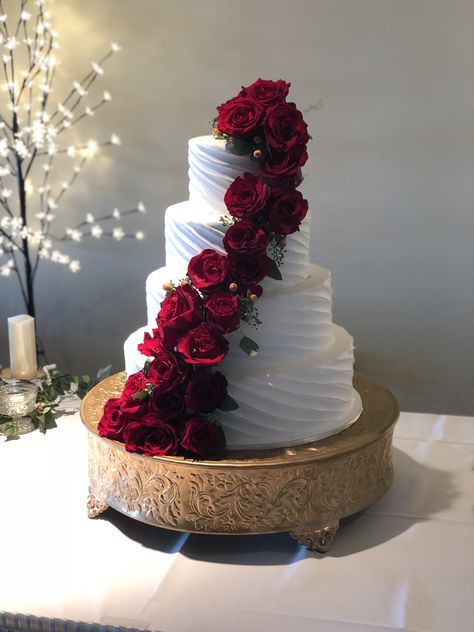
[239, 335, 259, 356]
[219, 394, 239, 411]
[227, 138, 253, 156]
[132, 389, 149, 400]
[96, 364, 112, 380]
[267, 259, 282, 281]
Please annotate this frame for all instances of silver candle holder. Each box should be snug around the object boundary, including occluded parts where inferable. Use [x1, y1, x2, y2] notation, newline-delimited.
[0, 382, 38, 435]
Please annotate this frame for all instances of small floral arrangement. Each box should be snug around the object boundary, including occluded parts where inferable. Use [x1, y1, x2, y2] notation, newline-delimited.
[98, 79, 309, 458]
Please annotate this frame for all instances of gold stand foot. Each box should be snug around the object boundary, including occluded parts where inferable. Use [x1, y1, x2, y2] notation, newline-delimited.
[290, 524, 339, 553]
[87, 487, 109, 518]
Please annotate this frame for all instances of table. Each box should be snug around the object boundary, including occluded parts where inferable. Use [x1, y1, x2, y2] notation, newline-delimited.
[0, 406, 473, 632]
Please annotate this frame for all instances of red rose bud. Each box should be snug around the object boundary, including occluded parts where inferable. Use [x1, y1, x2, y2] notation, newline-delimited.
[180, 417, 226, 457]
[268, 188, 309, 235]
[223, 219, 268, 256]
[119, 390, 150, 417]
[264, 101, 309, 150]
[187, 249, 229, 293]
[123, 420, 178, 457]
[138, 328, 164, 357]
[98, 397, 128, 441]
[184, 370, 228, 414]
[260, 144, 308, 181]
[239, 78, 290, 106]
[224, 172, 269, 219]
[151, 389, 184, 421]
[176, 322, 229, 365]
[157, 284, 203, 347]
[227, 252, 272, 288]
[216, 96, 264, 139]
[205, 292, 240, 333]
[147, 351, 186, 392]
[122, 371, 147, 399]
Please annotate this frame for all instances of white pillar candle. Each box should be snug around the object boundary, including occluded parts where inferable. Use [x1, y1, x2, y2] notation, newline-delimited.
[8, 314, 38, 379]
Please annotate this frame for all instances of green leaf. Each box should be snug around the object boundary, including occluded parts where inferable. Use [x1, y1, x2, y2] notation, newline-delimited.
[239, 335, 259, 356]
[267, 259, 282, 280]
[227, 138, 253, 156]
[96, 364, 112, 381]
[132, 389, 149, 400]
[219, 394, 239, 411]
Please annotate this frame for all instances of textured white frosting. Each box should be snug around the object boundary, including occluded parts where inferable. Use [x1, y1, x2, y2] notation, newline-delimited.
[188, 135, 259, 215]
[146, 263, 333, 364]
[165, 200, 310, 288]
[123, 134, 361, 449]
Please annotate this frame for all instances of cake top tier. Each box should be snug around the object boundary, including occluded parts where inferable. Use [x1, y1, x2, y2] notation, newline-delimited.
[188, 136, 259, 216]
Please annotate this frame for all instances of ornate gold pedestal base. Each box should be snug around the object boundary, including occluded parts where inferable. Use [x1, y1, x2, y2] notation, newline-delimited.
[81, 372, 399, 553]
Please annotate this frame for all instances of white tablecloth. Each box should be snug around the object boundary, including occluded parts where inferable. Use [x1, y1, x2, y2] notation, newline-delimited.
[0, 407, 473, 632]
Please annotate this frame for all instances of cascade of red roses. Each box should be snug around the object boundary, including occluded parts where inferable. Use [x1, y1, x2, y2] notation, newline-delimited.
[98, 79, 309, 458]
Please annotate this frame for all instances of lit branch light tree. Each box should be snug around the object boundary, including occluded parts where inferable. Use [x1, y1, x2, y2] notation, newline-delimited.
[0, 0, 145, 351]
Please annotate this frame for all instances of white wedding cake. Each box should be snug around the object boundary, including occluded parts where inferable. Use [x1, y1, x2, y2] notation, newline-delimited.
[124, 134, 362, 449]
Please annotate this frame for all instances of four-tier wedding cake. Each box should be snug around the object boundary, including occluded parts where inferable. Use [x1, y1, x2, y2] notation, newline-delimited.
[100, 79, 362, 457]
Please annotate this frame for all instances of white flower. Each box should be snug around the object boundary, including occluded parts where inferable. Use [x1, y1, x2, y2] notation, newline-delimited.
[67, 145, 76, 157]
[86, 213, 95, 224]
[112, 208, 121, 219]
[91, 224, 103, 238]
[47, 198, 58, 210]
[21, 11, 32, 21]
[1, 188, 11, 198]
[73, 81, 87, 97]
[92, 62, 104, 76]
[0, 138, 8, 157]
[113, 227, 125, 241]
[103, 91, 112, 101]
[111, 42, 122, 52]
[137, 202, 146, 213]
[135, 231, 145, 240]
[85, 106, 94, 117]
[69, 260, 80, 273]
[5, 37, 18, 51]
[13, 139, 30, 159]
[110, 134, 121, 146]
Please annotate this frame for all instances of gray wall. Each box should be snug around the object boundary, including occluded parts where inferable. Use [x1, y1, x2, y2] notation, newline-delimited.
[1, 0, 473, 415]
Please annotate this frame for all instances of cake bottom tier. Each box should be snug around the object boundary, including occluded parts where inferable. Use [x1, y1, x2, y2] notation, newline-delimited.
[124, 324, 362, 450]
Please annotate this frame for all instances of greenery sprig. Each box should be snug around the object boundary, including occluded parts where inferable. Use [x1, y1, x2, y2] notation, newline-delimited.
[0, 364, 111, 440]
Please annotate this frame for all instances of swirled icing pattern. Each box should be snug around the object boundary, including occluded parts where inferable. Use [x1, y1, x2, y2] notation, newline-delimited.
[124, 135, 361, 449]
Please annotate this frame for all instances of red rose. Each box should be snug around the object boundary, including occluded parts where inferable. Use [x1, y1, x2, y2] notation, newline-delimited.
[138, 328, 164, 357]
[176, 323, 229, 365]
[260, 145, 308, 180]
[151, 389, 184, 421]
[98, 397, 128, 441]
[157, 284, 203, 347]
[216, 96, 264, 139]
[268, 188, 309, 235]
[205, 293, 240, 333]
[223, 219, 268, 255]
[120, 390, 150, 417]
[147, 351, 186, 392]
[187, 249, 229, 293]
[265, 102, 309, 150]
[228, 252, 272, 288]
[122, 371, 147, 398]
[239, 78, 290, 106]
[224, 173, 269, 219]
[123, 421, 178, 456]
[180, 417, 226, 457]
[184, 370, 228, 414]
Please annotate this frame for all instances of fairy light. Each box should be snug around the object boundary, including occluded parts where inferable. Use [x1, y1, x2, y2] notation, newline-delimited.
[0, 2, 144, 292]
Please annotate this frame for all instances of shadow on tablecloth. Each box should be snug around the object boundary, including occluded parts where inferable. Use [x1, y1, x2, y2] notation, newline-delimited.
[97, 446, 456, 563]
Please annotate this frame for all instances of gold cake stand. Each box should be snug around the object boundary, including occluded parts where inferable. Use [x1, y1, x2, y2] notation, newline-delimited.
[80, 372, 399, 553]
